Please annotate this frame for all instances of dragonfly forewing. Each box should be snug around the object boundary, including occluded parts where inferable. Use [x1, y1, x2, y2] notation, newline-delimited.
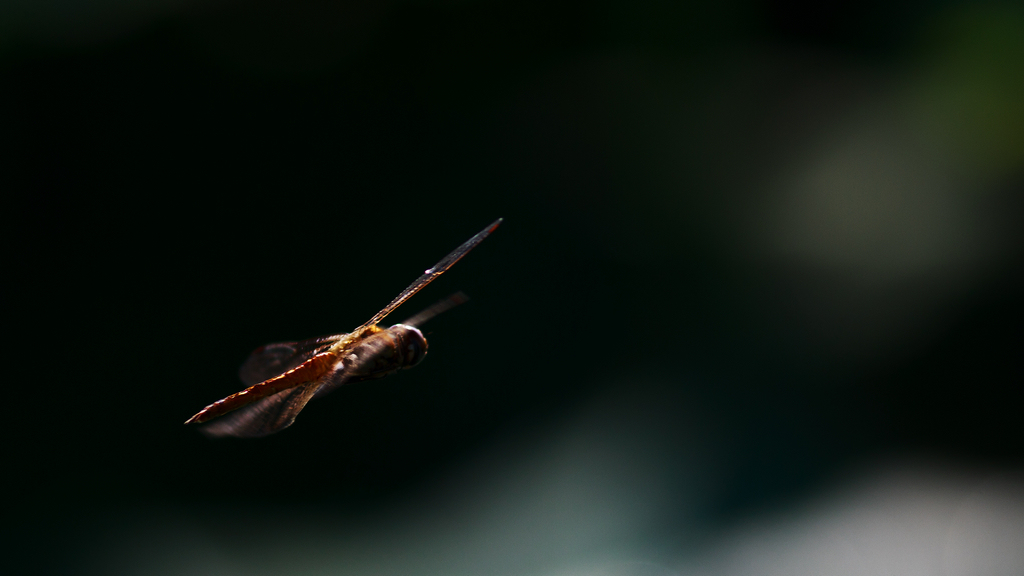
[361, 218, 501, 329]
[239, 333, 346, 385]
[186, 352, 337, 425]
[199, 382, 324, 438]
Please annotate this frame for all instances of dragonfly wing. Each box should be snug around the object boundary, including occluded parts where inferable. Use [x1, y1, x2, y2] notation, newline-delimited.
[238, 334, 346, 385]
[360, 218, 501, 329]
[187, 352, 336, 425]
[199, 360, 359, 437]
[198, 382, 322, 438]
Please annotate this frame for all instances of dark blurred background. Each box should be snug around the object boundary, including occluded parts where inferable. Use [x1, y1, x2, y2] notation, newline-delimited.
[5, 1, 1023, 575]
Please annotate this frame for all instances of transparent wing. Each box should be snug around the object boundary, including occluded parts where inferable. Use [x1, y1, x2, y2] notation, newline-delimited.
[238, 333, 346, 385]
[201, 356, 365, 437]
[360, 218, 501, 329]
[198, 382, 323, 438]
[185, 352, 335, 426]
[401, 292, 469, 328]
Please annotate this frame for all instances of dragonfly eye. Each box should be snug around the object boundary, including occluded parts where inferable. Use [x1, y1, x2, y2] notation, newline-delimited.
[390, 324, 428, 368]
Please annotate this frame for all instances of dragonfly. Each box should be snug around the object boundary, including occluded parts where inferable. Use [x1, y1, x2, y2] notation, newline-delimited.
[185, 218, 502, 438]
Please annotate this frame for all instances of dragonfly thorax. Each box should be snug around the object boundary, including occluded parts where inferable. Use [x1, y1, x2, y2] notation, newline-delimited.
[341, 323, 429, 381]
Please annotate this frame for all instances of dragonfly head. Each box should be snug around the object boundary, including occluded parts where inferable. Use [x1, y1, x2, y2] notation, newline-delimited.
[389, 324, 428, 368]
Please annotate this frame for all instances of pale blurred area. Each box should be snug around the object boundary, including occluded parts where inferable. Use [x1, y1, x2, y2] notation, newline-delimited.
[8, 1, 1023, 575]
[83, 381, 1024, 575]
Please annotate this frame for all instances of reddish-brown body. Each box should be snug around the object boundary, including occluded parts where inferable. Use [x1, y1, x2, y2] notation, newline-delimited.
[185, 219, 500, 438]
[185, 324, 427, 426]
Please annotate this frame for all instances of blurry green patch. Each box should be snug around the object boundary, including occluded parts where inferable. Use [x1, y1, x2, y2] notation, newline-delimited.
[910, 4, 1024, 176]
